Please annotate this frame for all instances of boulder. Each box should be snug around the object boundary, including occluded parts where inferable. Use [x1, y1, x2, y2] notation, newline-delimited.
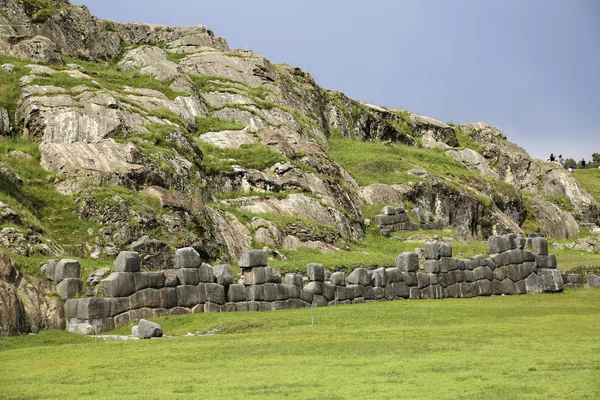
[395, 252, 419, 272]
[347, 268, 370, 286]
[306, 263, 325, 282]
[359, 184, 403, 205]
[531, 238, 548, 256]
[238, 250, 268, 268]
[54, 259, 80, 283]
[113, 251, 141, 273]
[136, 319, 163, 339]
[446, 148, 498, 178]
[213, 264, 233, 286]
[587, 274, 600, 288]
[528, 196, 580, 239]
[56, 278, 82, 301]
[174, 247, 201, 269]
[10, 36, 62, 63]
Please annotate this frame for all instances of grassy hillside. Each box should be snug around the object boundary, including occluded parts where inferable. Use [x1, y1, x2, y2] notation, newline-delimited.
[1, 290, 599, 399]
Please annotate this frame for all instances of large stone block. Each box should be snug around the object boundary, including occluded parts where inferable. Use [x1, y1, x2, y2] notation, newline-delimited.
[502, 234, 516, 251]
[159, 287, 177, 309]
[213, 264, 233, 286]
[538, 269, 564, 292]
[409, 287, 421, 299]
[136, 319, 163, 338]
[363, 286, 375, 300]
[330, 271, 346, 286]
[238, 250, 268, 268]
[531, 237, 548, 255]
[428, 273, 439, 285]
[43, 259, 58, 281]
[275, 283, 289, 300]
[56, 278, 82, 300]
[243, 267, 266, 285]
[524, 273, 542, 294]
[347, 284, 364, 299]
[110, 297, 130, 317]
[392, 282, 410, 299]
[374, 214, 404, 225]
[492, 279, 503, 295]
[347, 268, 370, 286]
[396, 252, 419, 272]
[493, 266, 507, 281]
[417, 272, 430, 289]
[262, 283, 276, 302]
[102, 272, 135, 298]
[283, 273, 303, 287]
[263, 266, 282, 284]
[204, 283, 225, 305]
[300, 288, 314, 304]
[147, 272, 165, 289]
[402, 272, 417, 287]
[312, 295, 328, 307]
[129, 291, 144, 310]
[78, 298, 111, 320]
[523, 250, 536, 262]
[424, 242, 440, 260]
[485, 257, 497, 271]
[473, 266, 493, 281]
[133, 272, 150, 291]
[272, 300, 290, 310]
[459, 282, 473, 298]
[64, 299, 81, 318]
[508, 249, 524, 265]
[490, 253, 504, 268]
[506, 264, 521, 282]
[113, 251, 141, 273]
[473, 255, 486, 267]
[444, 283, 460, 298]
[228, 284, 247, 303]
[588, 274, 600, 288]
[176, 285, 200, 307]
[515, 236, 527, 250]
[54, 259, 81, 283]
[386, 267, 402, 283]
[446, 271, 457, 286]
[246, 285, 265, 301]
[382, 206, 396, 215]
[198, 263, 214, 283]
[164, 270, 179, 287]
[463, 270, 474, 282]
[487, 236, 504, 254]
[175, 247, 202, 269]
[177, 268, 199, 286]
[520, 263, 535, 280]
[142, 288, 160, 308]
[474, 279, 492, 296]
[306, 263, 325, 282]
[287, 284, 300, 299]
[129, 308, 153, 323]
[305, 281, 323, 296]
[439, 243, 452, 258]
[372, 268, 387, 288]
[336, 286, 348, 301]
[501, 278, 517, 295]
[322, 282, 336, 301]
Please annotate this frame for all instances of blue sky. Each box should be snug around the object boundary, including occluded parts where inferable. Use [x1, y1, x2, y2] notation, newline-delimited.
[75, 0, 600, 161]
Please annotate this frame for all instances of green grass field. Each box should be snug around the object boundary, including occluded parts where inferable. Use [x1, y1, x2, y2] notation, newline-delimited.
[1, 290, 599, 399]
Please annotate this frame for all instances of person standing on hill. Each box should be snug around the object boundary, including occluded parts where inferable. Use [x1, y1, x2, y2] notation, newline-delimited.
[558, 155, 565, 167]
[581, 159, 586, 169]
[550, 153, 556, 162]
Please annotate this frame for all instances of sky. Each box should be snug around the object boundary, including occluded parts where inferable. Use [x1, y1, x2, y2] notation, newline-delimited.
[74, 0, 600, 161]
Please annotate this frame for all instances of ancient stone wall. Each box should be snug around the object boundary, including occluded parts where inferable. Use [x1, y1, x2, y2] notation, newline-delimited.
[374, 206, 444, 235]
[60, 235, 572, 334]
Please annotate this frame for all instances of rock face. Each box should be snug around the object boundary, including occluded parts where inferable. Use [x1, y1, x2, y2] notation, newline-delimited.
[0, 253, 64, 336]
[0, 107, 10, 135]
[528, 196, 580, 239]
[446, 148, 498, 179]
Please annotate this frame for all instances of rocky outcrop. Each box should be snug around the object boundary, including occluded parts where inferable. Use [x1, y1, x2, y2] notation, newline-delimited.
[360, 184, 404, 205]
[0, 253, 64, 336]
[446, 148, 498, 179]
[0, 107, 10, 135]
[409, 114, 458, 148]
[528, 196, 580, 239]
[9, 35, 62, 63]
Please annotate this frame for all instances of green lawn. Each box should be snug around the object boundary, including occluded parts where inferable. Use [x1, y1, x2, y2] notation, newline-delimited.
[2, 290, 599, 399]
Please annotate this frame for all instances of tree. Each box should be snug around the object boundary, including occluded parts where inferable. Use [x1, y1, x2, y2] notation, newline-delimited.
[592, 153, 600, 164]
[564, 158, 577, 169]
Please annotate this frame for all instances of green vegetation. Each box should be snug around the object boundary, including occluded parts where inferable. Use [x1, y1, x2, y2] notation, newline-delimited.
[22, 0, 62, 23]
[165, 52, 188, 63]
[29, 72, 98, 90]
[196, 141, 287, 173]
[0, 54, 31, 118]
[574, 168, 600, 203]
[449, 122, 485, 153]
[196, 116, 245, 134]
[103, 21, 115, 32]
[2, 290, 599, 399]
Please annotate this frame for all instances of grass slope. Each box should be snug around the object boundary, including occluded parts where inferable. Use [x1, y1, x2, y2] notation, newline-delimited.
[1, 290, 599, 399]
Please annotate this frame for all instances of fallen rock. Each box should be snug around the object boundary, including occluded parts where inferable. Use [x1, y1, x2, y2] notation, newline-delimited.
[10, 36, 62, 63]
[135, 319, 163, 338]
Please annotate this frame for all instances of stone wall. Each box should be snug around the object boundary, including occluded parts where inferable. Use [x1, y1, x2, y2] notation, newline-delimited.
[374, 206, 443, 235]
[60, 235, 572, 334]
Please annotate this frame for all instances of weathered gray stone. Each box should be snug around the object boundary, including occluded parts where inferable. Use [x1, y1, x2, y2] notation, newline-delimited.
[330, 271, 346, 286]
[501, 278, 517, 295]
[110, 297, 131, 317]
[133, 272, 150, 291]
[197, 263, 214, 283]
[523, 250, 536, 262]
[474, 279, 492, 296]
[275, 283, 289, 300]
[534, 254, 557, 269]
[409, 287, 421, 299]
[261, 283, 276, 302]
[520, 263, 535, 279]
[246, 285, 264, 302]
[136, 319, 163, 338]
[382, 206, 396, 215]
[287, 284, 300, 299]
[514, 280, 527, 294]
[588, 274, 600, 288]
[243, 267, 266, 285]
[363, 286, 375, 300]
[440, 257, 459, 273]
[56, 278, 83, 301]
[508, 249, 524, 265]
[446, 271, 457, 286]
[312, 295, 328, 307]
[322, 282, 336, 301]
[473, 266, 493, 281]
[515, 236, 527, 250]
[263, 266, 281, 283]
[423, 260, 439, 274]
[372, 268, 387, 287]
[335, 286, 348, 301]
[235, 302, 250, 312]
[492, 279, 503, 295]
[403, 272, 417, 286]
[129, 291, 144, 310]
[531, 237, 548, 255]
[54, 259, 81, 283]
[459, 282, 473, 298]
[147, 272, 165, 289]
[102, 272, 135, 298]
[238, 250, 268, 268]
[424, 242, 440, 260]
[306, 263, 325, 282]
[78, 298, 111, 320]
[444, 283, 460, 298]
[272, 300, 290, 310]
[64, 299, 81, 318]
[493, 266, 507, 281]
[175, 247, 202, 269]
[374, 214, 404, 225]
[347, 284, 364, 299]
[300, 288, 314, 304]
[204, 283, 225, 305]
[213, 264, 233, 286]
[485, 257, 496, 271]
[396, 252, 419, 272]
[43, 259, 58, 281]
[506, 264, 521, 282]
[463, 270, 474, 282]
[439, 243, 452, 258]
[488, 236, 504, 254]
[502, 234, 516, 251]
[177, 268, 199, 286]
[305, 281, 323, 295]
[538, 269, 564, 292]
[524, 274, 542, 294]
[347, 268, 370, 286]
[227, 284, 246, 302]
[386, 267, 402, 283]
[142, 288, 160, 308]
[114, 251, 141, 273]
[283, 273, 303, 287]
[176, 285, 200, 307]
[490, 253, 504, 268]
[163, 270, 179, 287]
